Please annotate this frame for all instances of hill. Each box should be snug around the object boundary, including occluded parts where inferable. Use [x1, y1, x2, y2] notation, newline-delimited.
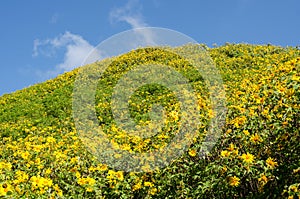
[0, 44, 299, 198]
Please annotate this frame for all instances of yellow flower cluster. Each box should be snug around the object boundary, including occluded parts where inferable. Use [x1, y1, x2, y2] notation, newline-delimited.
[77, 176, 96, 192]
[13, 170, 29, 184]
[30, 176, 53, 193]
[107, 170, 124, 182]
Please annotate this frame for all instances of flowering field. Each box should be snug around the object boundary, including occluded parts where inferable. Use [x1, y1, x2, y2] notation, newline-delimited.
[0, 44, 299, 198]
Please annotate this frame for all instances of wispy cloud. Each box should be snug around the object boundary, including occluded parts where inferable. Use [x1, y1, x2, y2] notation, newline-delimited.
[49, 13, 59, 24]
[33, 31, 101, 79]
[33, 0, 154, 80]
[110, 0, 146, 28]
[110, 0, 156, 45]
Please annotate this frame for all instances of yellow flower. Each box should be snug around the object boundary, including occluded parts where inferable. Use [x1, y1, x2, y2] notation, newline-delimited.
[228, 176, 240, 187]
[0, 187, 6, 196]
[289, 185, 298, 192]
[53, 184, 63, 196]
[107, 170, 124, 181]
[46, 136, 56, 143]
[77, 178, 86, 186]
[233, 116, 247, 128]
[72, 136, 78, 140]
[188, 149, 197, 157]
[240, 153, 255, 164]
[144, 181, 154, 187]
[45, 168, 52, 175]
[75, 171, 81, 178]
[15, 185, 21, 194]
[0, 186, 6, 196]
[221, 150, 230, 157]
[86, 187, 93, 192]
[208, 109, 215, 118]
[0, 183, 12, 196]
[243, 130, 250, 136]
[157, 134, 169, 139]
[227, 143, 235, 151]
[121, 144, 131, 151]
[30, 176, 52, 189]
[99, 164, 108, 171]
[57, 188, 63, 196]
[69, 167, 77, 173]
[21, 151, 30, 160]
[54, 151, 67, 160]
[70, 157, 78, 164]
[226, 129, 232, 134]
[149, 187, 157, 195]
[14, 170, 29, 184]
[88, 166, 96, 172]
[86, 177, 96, 186]
[249, 108, 256, 117]
[221, 166, 227, 174]
[262, 108, 269, 116]
[32, 145, 43, 152]
[250, 133, 262, 143]
[292, 75, 300, 81]
[107, 170, 115, 180]
[132, 182, 142, 191]
[169, 110, 179, 121]
[0, 162, 12, 170]
[42, 178, 53, 187]
[266, 157, 278, 169]
[115, 171, 124, 181]
[293, 167, 300, 174]
[35, 158, 41, 164]
[232, 149, 239, 156]
[258, 174, 268, 184]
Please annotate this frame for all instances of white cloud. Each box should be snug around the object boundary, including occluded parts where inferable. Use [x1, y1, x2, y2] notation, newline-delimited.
[33, 0, 155, 80]
[110, 0, 156, 45]
[33, 39, 56, 57]
[33, 31, 102, 78]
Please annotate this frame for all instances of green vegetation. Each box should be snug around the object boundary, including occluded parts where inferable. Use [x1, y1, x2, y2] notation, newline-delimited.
[0, 44, 299, 198]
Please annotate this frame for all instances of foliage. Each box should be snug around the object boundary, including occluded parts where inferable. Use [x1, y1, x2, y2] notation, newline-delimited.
[0, 44, 299, 198]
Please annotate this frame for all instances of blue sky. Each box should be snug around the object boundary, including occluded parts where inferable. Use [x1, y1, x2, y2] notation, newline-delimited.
[0, 0, 299, 96]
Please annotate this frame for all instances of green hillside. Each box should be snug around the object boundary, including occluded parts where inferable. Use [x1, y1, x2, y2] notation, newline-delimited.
[0, 44, 299, 198]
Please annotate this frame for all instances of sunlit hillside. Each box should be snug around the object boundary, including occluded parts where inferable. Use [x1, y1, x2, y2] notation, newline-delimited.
[0, 44, 299, 198]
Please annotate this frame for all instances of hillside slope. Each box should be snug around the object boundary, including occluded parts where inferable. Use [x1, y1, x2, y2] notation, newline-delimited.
[0, 44, 299, 198]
